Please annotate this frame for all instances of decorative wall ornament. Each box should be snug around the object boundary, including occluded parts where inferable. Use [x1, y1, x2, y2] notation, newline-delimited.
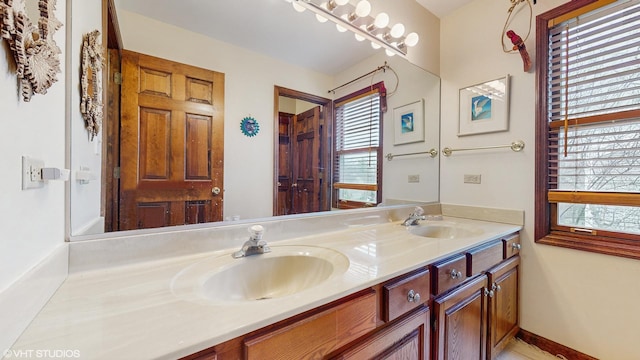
[240, 116, 260, 137]
[0, 0, 62, 101]
[80, 30, 103, 140]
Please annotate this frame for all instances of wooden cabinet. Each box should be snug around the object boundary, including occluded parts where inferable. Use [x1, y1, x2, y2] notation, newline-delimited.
[243, 289, 377, 360]
[432, 235, 521, 360]
[433, 274, 489, 360]
[487, 256, 520, 359]
[329, 306, 430, 360]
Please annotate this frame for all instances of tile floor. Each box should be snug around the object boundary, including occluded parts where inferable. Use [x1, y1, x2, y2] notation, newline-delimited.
[497, 338, 569, 360]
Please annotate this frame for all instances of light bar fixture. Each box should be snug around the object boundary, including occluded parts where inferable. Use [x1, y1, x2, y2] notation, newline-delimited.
[288, 0, 419, 57]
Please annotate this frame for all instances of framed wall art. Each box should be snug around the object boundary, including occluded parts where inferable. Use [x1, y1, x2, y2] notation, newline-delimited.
[458, 75, 510, 136]
[393, 99, 424, 145]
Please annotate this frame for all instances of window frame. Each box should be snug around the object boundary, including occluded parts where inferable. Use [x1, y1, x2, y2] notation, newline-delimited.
[332, 83, 384, 209]
[535, 0, 640, 259]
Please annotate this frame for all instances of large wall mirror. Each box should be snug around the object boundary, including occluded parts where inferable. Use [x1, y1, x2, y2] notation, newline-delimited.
[69, 0, 441, 239]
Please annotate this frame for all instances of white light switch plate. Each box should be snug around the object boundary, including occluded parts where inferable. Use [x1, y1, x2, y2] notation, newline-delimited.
[22, 156, 44, 190]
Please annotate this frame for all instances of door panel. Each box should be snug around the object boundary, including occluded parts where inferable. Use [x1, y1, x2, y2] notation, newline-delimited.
[120, 50, 224, 230]
[292, 106, 322, 214]
[276, 112, 294, 216]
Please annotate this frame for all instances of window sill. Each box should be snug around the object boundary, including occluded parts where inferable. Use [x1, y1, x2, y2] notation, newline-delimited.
[537, 232, 640, 260]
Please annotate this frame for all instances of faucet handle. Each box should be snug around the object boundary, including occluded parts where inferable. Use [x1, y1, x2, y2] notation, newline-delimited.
[412, 206, 424, 216]
[248, 225, 264, 240]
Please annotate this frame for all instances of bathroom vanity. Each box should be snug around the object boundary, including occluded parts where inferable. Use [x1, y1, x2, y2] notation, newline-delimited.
[184, 234, 521, 360]
[10, 206, 523, 360]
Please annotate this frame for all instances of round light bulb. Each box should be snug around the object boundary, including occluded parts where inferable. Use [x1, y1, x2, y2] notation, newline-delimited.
[390, 23, 405, 38]
[316, 13, 328, 23]
[355, 0, 371, 17]
[404, 32, 419, 47]
[336, 15, 349, 32]
[385, 49, 396, 57]
[292, 2, 306, 12]
[374, 12, 389, 28]
[354, 25, 367, 41]
[371, 41, 381, 49]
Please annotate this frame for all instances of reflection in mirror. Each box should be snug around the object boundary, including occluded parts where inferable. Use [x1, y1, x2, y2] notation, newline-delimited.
[69, 0, 441, 238]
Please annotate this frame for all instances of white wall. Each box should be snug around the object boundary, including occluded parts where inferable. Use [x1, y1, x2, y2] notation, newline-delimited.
[0, 3, 67, 293]
[69, 0, 103, 235]
[440, 1, 640, 358]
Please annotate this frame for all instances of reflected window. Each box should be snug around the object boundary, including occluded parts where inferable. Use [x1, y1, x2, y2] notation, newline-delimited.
[333, 83, 384, 209]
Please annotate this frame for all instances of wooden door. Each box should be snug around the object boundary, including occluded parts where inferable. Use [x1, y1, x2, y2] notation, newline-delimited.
[433, 275, 489, 360]
[104, 48, 121, 232]
[119, 50, 224, 230]
[292, 106, 322, 214]
[276, 112, 294, 216]
[487, 256, 520, 359]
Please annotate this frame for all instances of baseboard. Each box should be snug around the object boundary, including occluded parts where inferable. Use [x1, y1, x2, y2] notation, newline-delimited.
[0, 245, 68, 353]
[517, 329, 599, 360]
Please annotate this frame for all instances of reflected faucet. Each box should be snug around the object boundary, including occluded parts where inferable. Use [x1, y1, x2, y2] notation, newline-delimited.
[402, 207, 426, 226]
[232, 225, 271, 258]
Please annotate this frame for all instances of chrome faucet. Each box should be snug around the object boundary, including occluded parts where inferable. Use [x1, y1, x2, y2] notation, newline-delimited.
[402, 207, 426, 226]
[232, 225, 271, 258]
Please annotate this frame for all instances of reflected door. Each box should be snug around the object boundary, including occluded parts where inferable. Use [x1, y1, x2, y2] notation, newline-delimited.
[119, 50, 224, 230]
[292, 106, 322, 214]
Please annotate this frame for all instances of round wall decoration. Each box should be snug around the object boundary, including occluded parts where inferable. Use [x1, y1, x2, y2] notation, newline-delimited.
[240, 116, 260, 137]
[0, 0, 63, 102]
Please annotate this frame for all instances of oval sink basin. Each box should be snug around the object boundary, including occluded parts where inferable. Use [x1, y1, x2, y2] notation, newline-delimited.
[171, 245, 349, 303]
[408, 223, 483, 239]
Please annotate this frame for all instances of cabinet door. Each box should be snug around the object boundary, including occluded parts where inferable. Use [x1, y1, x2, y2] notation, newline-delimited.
[243, 289, 376, 360]
[330, 306, 430, 360]
[487, 256, 520, 359]
[433, 275, 488, 360]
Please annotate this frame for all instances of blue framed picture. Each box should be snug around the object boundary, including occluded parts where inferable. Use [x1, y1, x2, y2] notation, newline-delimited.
[458, 75, 510, 136]
[394, 99, 424, 145]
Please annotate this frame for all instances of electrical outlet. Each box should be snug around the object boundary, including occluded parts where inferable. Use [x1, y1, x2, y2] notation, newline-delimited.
[463, 174, 481, 184]
[22, 156, 44, 190]
[408, 174, 420, 183]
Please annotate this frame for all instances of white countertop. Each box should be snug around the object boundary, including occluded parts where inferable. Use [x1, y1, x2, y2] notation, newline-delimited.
[11, 216, 521, 359]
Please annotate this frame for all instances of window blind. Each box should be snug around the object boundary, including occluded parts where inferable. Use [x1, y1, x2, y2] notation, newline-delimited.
[334, 90, 381, 204]
[547, 0, 640, 123]
[547, 0, 640, 194]
[545, 0, 640, 235]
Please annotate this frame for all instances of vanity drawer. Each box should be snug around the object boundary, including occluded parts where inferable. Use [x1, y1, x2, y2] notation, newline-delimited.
[432, 254, 467, 296]
[466, 240, 503, 277]
[382, 268, 430, 322]
[503, 234, 522, 259]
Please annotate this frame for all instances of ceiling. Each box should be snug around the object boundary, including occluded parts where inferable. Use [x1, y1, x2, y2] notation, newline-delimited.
[114, 0, 474, 75]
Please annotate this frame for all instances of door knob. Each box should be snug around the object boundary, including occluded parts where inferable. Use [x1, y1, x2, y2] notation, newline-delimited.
[212, 187, 221, 195]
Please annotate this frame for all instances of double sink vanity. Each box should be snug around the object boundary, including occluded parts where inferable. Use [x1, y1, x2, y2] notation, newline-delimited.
[11, 204, 523, 359]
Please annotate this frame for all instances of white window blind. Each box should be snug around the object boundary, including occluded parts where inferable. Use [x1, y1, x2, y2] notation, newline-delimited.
[334, 90, 381, 204]
[546, 0, 640, 235]
[547, 0, 640, 122]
